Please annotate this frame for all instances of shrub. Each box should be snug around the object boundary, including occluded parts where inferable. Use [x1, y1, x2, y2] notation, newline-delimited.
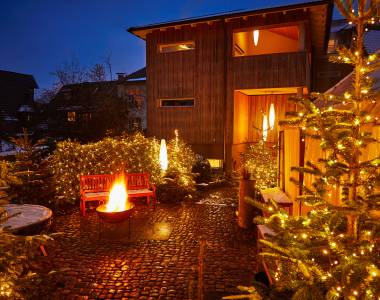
[192, 154, 212, 183]
[48, 132, 197, 206]
[0, 231, 53, 299]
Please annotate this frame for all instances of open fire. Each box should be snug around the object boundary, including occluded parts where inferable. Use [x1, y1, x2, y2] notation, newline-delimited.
[96, 174, 134, 223]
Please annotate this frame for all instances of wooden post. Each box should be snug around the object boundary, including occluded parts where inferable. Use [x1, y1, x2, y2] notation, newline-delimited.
[238, 178, 256, 229]
[198, 239, 206, 300]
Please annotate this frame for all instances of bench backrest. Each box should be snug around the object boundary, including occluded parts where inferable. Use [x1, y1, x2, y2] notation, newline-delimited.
[80, 173, 151, 194]
[126, 173, 150, 191]
[80, 174, 116, 194]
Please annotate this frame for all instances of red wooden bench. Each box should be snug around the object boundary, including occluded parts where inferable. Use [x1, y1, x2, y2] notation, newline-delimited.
[79, 173, 157, 217]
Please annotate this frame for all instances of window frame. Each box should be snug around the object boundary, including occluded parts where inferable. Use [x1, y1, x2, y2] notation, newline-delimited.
[159, 98, 195, 108]
[67, 111, 76, 122]
[232, 22, 303, 57]
[158, 41, 195, 54]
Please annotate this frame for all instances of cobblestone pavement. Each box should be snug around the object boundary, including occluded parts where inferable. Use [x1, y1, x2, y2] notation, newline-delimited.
[41, 187, 257, 299]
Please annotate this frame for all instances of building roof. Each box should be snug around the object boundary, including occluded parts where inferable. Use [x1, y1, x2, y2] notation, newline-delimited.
[128, 0, 332, 55]
[330, 19, 353, 33]
[326, 67, 380, 96]
[364, 29, 380, 54]
[0, 70, 38, 89]
[330, 19, 380, 55]
[50, 81, 118, 111]
[126, 67, 146, 81]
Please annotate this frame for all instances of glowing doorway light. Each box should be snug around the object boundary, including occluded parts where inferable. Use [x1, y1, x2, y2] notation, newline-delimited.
[269, 103, 275, 129]
[253, 30, 259, 46]
[159, 139, 168, 172]
[262, 114, 268, 141]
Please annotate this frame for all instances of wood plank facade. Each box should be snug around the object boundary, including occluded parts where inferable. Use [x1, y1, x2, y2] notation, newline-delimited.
[129, 0, 333, 170]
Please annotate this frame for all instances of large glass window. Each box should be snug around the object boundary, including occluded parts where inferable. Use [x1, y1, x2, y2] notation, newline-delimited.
[233, 25, 301, 57]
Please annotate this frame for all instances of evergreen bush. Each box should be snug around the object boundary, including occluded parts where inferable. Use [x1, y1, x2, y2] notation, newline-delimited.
[48, 132, 196, 205]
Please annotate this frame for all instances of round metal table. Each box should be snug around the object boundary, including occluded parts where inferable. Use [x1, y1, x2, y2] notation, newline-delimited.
[0, 204, 52, 235]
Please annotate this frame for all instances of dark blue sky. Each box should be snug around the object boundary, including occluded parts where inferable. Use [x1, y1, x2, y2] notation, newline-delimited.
[0, 0, 340, 92]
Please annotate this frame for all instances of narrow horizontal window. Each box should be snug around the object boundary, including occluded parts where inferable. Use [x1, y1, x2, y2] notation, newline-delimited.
[159, 41, 195, 53]
[160, 98, 194, 107]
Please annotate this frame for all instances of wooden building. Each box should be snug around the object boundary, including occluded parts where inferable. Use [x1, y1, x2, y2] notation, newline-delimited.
[128, 0, 333, 171]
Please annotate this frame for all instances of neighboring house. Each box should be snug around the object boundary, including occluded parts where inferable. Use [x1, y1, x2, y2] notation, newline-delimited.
[118, 67, 147, 130]
[0, 70, 39, 141]
[48, 72, 146, 141]
[128, 0, 333, 171]
[315, 19, 380, 92]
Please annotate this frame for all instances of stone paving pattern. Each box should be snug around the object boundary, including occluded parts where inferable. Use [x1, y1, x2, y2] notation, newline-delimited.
[42, 187, 257, 299]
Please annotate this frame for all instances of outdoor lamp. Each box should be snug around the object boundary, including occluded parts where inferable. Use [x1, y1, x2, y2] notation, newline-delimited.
[253, 29, 259, 46]
[159, 139, 168, 171]
[269, 103, 275, 129]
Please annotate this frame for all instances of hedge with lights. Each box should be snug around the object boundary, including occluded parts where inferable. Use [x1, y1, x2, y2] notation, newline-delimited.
[49, 132, 196, 205]
[227, 1, 380, 299]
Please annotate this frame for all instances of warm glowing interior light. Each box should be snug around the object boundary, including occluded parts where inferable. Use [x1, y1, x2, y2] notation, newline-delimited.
[253, 29, 259, 46]
[262, 114, 268, 141]
[159, 139, 168, 171]
[178, 44, 190, 50]
[269, 103, 275, 129]
[106, 176, 128, 212]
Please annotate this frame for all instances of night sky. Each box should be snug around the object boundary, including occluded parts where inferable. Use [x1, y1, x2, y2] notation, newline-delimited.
[0, 0, 340, 93]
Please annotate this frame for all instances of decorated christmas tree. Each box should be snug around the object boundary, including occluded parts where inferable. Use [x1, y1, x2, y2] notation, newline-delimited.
[9, 129, 51, 205]
[228, 1, 380, 299]
[240, 140, 278, 190]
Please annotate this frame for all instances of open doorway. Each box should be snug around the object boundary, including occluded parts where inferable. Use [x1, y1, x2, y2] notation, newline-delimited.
[232, 88, 300, 171]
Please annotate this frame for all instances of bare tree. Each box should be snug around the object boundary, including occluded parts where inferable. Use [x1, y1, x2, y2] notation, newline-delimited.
[35, 88, 58, 103]
[51, 57, 88, 87]
[87, 64, 106, 82]
[104, 53, 113, 80]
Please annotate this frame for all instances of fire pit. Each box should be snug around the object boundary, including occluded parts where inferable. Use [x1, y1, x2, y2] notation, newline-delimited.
[96, 174, 134, 239]
[96, 204, 134, 223]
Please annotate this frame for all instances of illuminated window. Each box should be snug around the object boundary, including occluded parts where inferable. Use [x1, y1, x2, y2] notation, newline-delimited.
[67, 111, 76, 122]
[208, 159, 223, 169]
[159, 41, 195, 53]
[327, 39, 337, 53]
[233, 25, 300, 57]
[160, 98, 194, 107]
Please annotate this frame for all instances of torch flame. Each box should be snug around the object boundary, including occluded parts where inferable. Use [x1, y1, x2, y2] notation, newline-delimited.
[106, 176, 128, 212]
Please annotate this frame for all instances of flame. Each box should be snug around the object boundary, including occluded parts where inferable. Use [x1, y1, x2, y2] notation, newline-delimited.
[262, 114, 268, 141]
[253, 29, 259, 46]
[269, 103, 275, 129]
[105, 175, 129, 212]
[159, 139, 168, 171]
